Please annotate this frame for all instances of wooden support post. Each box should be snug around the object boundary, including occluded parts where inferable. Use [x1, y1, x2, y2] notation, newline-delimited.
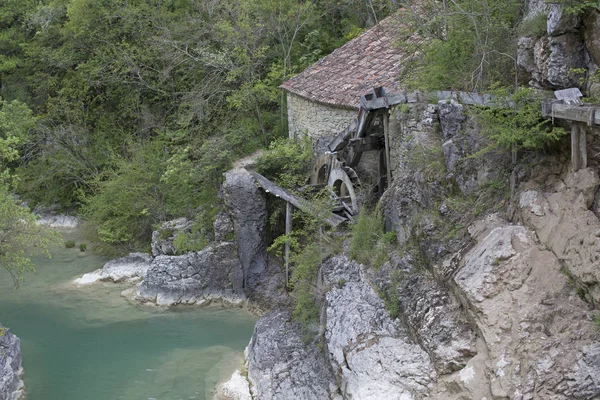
[580, 123, 587, 170]
[284, 201, 292, 287]
[571, 123, 581, 171]
[383, 110, 392, 185]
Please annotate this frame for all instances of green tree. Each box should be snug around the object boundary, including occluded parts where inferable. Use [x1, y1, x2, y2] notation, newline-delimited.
[0, 97, 59, 286]
[0, 181, 59, 286]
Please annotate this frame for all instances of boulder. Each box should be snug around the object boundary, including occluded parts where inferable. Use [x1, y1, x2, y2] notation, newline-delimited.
[0, 323, 25, 400]
[135, 242, 245, 306]
[246, 310, 337, 400]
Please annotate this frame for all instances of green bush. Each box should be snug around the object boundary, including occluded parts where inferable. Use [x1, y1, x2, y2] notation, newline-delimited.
[255, 136, 313, 189]
[64, 240, 76, 248]
[476, 87, 567, 154]
[79, 243, 87, 252]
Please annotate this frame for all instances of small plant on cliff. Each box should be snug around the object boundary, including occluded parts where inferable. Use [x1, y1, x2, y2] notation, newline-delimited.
[64, 240, 76, 249]
[517, 13, 548, 37]
[349, 207, 395, 269]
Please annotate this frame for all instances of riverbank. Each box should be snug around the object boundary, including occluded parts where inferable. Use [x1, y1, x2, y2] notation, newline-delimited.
[0, 229, 256, 400]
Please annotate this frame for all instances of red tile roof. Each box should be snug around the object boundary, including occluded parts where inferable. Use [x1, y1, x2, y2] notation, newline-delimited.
[280, 14, 406, 109]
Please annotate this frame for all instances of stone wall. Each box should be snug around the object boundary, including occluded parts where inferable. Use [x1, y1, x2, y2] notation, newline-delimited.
[286, 93, 356, 150]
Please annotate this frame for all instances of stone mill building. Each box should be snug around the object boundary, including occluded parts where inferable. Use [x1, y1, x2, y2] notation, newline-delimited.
[280, 14, 406, 148]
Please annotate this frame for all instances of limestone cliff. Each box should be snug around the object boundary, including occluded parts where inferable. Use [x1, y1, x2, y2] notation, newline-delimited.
[224, 79, 600, 400]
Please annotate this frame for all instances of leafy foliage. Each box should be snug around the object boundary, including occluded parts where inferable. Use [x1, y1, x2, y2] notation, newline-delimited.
[255, 136, 313, 189]
[518, 12, 548, 37]
[400, 0, 522, 91]
[554, 0, 600, 15]
[0, 0, 398, 253]
[268, 190, 341, 337]
[476, 87, 567, 153]
[0, 181, 59, 286]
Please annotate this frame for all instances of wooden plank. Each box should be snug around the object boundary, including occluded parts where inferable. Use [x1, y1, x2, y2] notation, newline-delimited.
[249, 171, 346, 227]
[542, 101, 600, 125]
[364, 97, 389, 110]
[328, 119, 357, 152]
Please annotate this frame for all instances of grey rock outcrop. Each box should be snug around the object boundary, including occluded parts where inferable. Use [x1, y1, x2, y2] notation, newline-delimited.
[151, 217, 193, 256]
[583, 9, 600, 67]
[367, 258, 477, 375]
[35, 213, 78, 229]
[547, 5, 581, 36]
[135, 242, 245, 306]
[213, 211, 234, 242]
[547, 33, 586, 88]
[517, 2, 592, 89]
[0, 324, 25, 400]
[74, 252, 153, 285]
[322, 256, 436, 399]
[223, 169, 271, 302]
[246, 310, 337, 400]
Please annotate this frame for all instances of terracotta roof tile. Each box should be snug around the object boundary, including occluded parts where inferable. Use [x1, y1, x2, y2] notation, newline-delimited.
[280, 13, 407, 109]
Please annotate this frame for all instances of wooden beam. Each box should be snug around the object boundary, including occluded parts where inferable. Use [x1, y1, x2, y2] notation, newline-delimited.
[383, 110, 392, 185]
[349, 135, 384, 152]
[542, 101, 600, 125]
[572, 123, 581, 171]
[284, 202, 292, 287]
[249, 171, 346, 227]
[580, 124, 588, 169]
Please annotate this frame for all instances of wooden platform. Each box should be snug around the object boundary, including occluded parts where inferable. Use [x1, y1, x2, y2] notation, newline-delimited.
[542, 99, 600, 171]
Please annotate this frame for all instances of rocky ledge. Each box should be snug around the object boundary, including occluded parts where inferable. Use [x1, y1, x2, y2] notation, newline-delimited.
[35, 213, 78, 229]
[73, 252, 153, 285]
[135, 242, 246, 306]
[0, 323, 25, 400]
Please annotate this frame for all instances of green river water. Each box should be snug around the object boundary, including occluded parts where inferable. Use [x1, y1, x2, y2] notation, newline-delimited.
[0, 230, 257, 400]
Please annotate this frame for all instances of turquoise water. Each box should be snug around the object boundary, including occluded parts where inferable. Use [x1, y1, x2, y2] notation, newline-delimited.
[0, 230, 256, 400]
